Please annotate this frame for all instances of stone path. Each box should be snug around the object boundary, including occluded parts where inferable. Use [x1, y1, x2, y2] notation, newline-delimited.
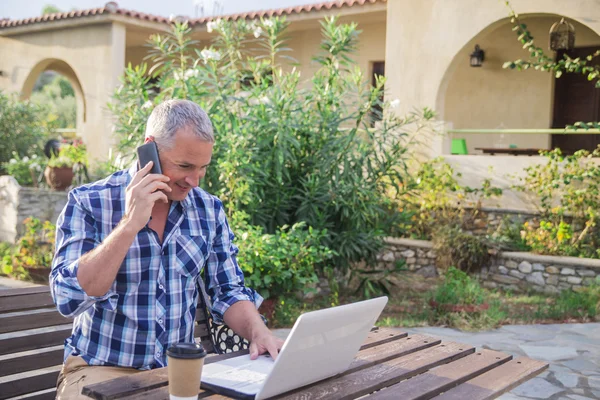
[273, 323, 600, 399]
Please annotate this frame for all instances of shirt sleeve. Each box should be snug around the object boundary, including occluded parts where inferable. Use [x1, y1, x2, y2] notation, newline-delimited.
[203, 201, 263, 324]
[50, 190, 118, 318]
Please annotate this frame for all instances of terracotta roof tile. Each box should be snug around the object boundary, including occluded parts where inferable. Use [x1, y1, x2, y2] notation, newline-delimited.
[189, 0, 384, 25]
[0, 0, 385, 29]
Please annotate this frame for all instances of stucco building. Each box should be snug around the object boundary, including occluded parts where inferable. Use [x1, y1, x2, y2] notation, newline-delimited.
[1, 0, 599, 187]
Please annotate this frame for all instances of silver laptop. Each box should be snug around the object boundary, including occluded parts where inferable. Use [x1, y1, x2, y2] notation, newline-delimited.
[200, 296, 388, 400]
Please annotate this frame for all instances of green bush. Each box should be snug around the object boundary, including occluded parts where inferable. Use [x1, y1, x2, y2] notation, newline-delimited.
[109, 17, 434, 275]
[538, 285, 600, 320]
[1, 218, 56, 283]
[486, 216, 530, 252]
[2, 152, 44, 186]
[514, 148, 600, 258]
[233, 212, 334, 300]
[430, 267, 487, 307]
[401, 157, 502, 240]
[30, 74, 77, 129]
[0, 91, 50, 174]
[432, 226, 489, 274]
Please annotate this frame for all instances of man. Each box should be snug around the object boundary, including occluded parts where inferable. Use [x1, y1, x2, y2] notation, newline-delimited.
[50, 99, 283, 399]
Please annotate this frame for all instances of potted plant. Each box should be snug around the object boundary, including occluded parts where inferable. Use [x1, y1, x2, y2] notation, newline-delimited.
[44, 153, 74, 190]
[43, 140, 89, 190]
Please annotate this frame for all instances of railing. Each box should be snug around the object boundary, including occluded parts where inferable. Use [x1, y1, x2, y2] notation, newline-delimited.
[446, 128, 600, 156]
[448, 128, 600, 135]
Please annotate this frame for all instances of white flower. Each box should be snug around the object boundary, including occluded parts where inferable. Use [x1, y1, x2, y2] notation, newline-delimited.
[206, 19, 221, 33]
[9, 159, 16, 164]
[142, 101, 153, 109]
[253, 27, 263, 38]
[31, 154, 38, 159]
[263, 19, 274, 28]
[22, 156, 29, 162]
[200, 49, 222, 63]
[174, 71, 182, 80]
[184, 69, 199, 79]
[390, 99, 400, 109]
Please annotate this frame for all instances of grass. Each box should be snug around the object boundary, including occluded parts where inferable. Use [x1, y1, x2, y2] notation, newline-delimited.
[269, 271, 600, 331]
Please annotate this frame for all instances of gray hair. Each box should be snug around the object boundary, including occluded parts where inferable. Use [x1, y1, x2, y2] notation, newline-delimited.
[145, 99, 214, 148]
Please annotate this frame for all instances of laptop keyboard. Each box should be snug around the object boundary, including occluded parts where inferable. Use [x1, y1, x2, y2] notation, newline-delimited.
[202, 354, 275, 392]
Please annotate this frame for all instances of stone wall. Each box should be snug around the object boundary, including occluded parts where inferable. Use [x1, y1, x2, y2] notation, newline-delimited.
[382, 237, 600, 294]
[485, 254, 600, 294]
[465, 207, 539, 236]
[0, 176, 68, 243]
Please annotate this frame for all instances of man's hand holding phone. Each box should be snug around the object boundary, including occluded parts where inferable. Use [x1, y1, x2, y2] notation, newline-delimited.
[124, 161, 171, 232]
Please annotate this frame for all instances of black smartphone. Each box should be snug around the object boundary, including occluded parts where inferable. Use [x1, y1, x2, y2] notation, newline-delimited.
[136, 141, 163, 175]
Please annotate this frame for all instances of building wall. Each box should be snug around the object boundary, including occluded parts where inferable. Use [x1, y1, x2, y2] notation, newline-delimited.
[385, 0, 600, 159]
[284, 19, 387, 87]
[0, 23, 126, 162]
[445, 17, 600, 154]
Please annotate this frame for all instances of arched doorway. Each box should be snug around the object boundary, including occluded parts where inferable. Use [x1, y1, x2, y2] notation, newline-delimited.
[21, 58, 86, 133]
[436, 14, 600, 155]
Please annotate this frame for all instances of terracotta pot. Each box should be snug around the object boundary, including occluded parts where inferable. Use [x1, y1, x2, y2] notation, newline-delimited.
[429, 299, 489, 313]
[44, 166, 74, 190]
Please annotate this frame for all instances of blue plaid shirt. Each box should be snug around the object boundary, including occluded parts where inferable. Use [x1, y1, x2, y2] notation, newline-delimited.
[50, 164, 262, 369]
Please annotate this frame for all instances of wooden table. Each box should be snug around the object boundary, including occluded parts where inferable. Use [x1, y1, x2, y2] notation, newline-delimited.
[82, 327, 548, 400]
[475, 147, 544, 156]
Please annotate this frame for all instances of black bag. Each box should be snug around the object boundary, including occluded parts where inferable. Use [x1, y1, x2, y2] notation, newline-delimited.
[197, 279, 267, 354]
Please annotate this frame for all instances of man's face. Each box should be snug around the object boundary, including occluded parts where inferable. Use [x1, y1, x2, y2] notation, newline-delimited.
[156, 126, 213, 202]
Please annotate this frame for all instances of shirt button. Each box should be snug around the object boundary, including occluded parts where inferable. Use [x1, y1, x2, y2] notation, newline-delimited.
[159, 284, 164, 290]
[158, 319, 163, 324]
[156, 351, 161, 357]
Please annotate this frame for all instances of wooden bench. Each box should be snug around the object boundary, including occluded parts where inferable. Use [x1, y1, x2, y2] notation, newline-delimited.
[0, 286, 214, 400]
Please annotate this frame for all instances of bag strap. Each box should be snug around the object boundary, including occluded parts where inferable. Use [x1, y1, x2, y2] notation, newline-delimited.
[197, 267, 250, 354]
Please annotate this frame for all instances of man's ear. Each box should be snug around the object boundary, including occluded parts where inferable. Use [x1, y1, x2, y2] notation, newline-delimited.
[144, 136, 154, 144]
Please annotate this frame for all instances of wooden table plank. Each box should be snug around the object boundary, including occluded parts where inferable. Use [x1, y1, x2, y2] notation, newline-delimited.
[367, 349, 512, 400]
[433, 357, 549, 400]
[123, 334, 441, 400]
[360, 328, 407, 350]
[82, 351, 249, 400]
[85, 330, 418, 400]
[347, 334, 440, 374]
[274, 342, 475, 400]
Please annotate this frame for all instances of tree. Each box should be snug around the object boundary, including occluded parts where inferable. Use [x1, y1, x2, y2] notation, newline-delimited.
[41, 5, 62, 15]
[502, 1, 600, 130]
[30, 74, 77, 128]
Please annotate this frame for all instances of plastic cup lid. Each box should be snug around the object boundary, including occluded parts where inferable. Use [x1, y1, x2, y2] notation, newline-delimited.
[166, 343, 207, 359]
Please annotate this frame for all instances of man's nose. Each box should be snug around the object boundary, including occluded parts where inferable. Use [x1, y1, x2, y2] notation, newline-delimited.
[184, 176, 198, 187]
[184, 169, 205, 187]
